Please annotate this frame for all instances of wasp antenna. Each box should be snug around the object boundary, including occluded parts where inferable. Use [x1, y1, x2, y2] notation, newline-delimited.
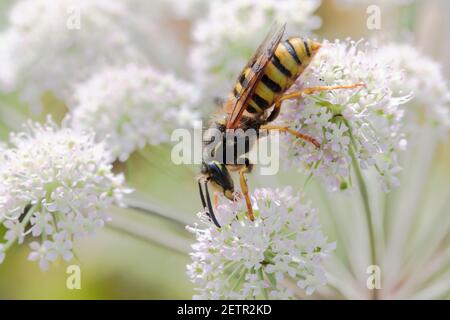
[198, 181, 207, 209]
[204, 181, 221, 228]
[198, 181, 215, 223]
[198, 180, 215, 223]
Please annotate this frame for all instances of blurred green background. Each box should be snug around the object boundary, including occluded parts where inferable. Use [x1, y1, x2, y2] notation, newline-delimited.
[0, 0, 448, 299]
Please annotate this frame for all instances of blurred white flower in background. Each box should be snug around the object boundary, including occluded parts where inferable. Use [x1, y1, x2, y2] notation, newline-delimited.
[0, 0, 147, 113]
[0, 0, 446, 300]
[69, 64, 200, 162]
[276, 40, 412, 192]
[189, 0, 322, 97]
[0, 118, 129, 270]
[335, 0, 413, 7]
[377, 44, 450, 135]
[187, 187, 335, 299]
[166, 0, 210, 19]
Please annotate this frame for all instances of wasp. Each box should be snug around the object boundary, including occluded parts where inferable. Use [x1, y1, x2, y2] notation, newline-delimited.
[198, 24, 363, 227]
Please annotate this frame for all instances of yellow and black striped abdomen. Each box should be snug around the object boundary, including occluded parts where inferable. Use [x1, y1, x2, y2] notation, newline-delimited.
[233, 37, 319, 115]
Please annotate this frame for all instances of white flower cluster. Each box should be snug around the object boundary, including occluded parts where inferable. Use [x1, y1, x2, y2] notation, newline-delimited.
[276, 40, 411, 192]
[377, 44, 450, 134]
[0, 0, 146, 112]
[0, 119, 129, 270]
[70, 64, 200, 162]
[187, 187, 335, 299]
[190, 0, 321, 95]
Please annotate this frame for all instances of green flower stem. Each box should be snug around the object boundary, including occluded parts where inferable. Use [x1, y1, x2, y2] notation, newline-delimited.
[107, 217, 190, 255]
[126, 203, 189, 230]
[258, 268, 270, 300]
[123, 193, 193, 228]
[345, 121, 378, 300]
[348, 144, 378, 299]
[231, 267, 247, 292]
[226, 264, 244, 284]
[3, 205, 36, 251]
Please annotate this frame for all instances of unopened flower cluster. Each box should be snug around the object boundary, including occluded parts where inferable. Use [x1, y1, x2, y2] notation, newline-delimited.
[70, 64, 200, 162]
[189, 0, 321, 95]
[377, 44, 450, 135]
[277, 40, 411, 191]
[0, 119, 129, 270]
[187, 187, 335, 299]
[0, 0, 146, 112]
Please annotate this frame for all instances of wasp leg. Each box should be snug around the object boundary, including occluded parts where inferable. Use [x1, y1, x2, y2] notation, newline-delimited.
[239, 159, 255, 222]
[265, 99, 282, 123]
[198, 181, 208, 213]
[204, 181, 221, 228]
[198, 180, 211, 222]
[260, 124, 321, 148]
[262, 84, 364, 145]
[279, 83, 365, 102]
[264, 84, 365, 124]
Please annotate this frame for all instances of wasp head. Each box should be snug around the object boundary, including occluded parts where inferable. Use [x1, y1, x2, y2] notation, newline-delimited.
[200, 160, 234, 200]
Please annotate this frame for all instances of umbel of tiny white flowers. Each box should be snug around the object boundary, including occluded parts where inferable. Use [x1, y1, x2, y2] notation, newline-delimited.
[376, 43, 450, 136]
[0, 0, 148, 113]
[187, 187, 335, 300]
[189, 0, 321, 97]
[276, 39, 412, 192]
[69, 64, 200, 162]
[0, 117, 130, 270]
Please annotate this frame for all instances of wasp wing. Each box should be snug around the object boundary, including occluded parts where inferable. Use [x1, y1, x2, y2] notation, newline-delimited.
[225, 23, 286, 129]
